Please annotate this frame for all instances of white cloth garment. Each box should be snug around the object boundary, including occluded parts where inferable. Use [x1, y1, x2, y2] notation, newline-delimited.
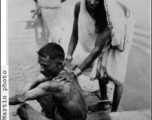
[78, 0, 135, 85]
[51, 0, 89, 66]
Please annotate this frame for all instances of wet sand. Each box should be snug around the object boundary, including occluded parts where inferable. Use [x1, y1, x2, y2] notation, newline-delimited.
[8, 0, 150, 119]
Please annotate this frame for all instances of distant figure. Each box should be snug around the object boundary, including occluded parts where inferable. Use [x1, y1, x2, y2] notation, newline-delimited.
[31, 0, 42, 19]
[36, 0, 66, 40]
[9, 43, 87, 120]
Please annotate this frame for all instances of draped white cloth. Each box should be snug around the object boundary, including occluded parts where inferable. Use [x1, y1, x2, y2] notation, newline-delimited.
[51, 0, 89, 66]
[78, 0, 134, 85]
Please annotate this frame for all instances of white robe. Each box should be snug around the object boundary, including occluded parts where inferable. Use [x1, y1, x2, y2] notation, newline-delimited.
[78, 0, 135, 85]
[51, 0, 89, 66]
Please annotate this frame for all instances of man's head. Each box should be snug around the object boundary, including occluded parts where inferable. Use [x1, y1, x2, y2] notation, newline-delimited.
[37, 43, 65, 78]
[86, 0, 100, 12]
[86, 0, 107, 33]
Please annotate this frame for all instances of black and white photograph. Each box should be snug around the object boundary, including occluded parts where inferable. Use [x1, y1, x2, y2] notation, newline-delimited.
[5, 0, 151, 120]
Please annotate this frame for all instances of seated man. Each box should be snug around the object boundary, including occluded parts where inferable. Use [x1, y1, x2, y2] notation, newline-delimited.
[9, 43, 87, 120]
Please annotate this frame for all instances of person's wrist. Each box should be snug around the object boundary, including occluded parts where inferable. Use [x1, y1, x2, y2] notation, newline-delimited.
[65, 59, 71, 69]
[65, 59, 71, 65]
[65, 55, 73, 62]
[71, 67, 82, 77]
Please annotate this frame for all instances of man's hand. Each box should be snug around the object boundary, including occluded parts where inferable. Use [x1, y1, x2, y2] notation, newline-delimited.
[54, 70, 76, 82]
[9, 95, 24, 105]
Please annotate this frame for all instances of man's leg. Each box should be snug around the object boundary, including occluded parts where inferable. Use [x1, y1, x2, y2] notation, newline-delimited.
[37, 95, 56, 118]
[17, 103, 50, 120]
[111, 84, 123, 112]
[98, 77, 108, 100]
[87, 77, 110, 113]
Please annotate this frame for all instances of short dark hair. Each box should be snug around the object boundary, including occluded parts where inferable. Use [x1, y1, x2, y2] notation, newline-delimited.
[37, 42, 65, 60]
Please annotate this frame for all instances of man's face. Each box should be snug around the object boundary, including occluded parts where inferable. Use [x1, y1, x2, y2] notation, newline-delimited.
[86, 0, 100, 11]
[38, 55, 63, 78]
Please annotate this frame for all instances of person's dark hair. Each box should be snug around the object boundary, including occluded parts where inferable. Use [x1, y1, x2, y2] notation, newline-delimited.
[61, 0, 66, 2]
[33, 0, 38, 3]
[95, 2, 107, 33]
[87, 0, 108, 33]
[37, 42, 65, 60]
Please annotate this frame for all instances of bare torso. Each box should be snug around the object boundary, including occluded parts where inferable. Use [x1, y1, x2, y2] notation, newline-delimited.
[46, 79, 87, 120]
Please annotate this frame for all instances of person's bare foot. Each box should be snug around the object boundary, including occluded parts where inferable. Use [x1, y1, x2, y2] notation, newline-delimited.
[88, 100, 111, 113]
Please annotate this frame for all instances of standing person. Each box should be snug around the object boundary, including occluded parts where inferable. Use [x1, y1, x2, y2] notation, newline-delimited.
[37, 0, 66, 40]
[57, 0, 134, 112]
[31, 0, 42, 19]
[9, 43, 87, 120]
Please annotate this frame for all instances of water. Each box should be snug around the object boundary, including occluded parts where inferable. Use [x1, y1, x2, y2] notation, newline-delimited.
[8, 0, 150, 117]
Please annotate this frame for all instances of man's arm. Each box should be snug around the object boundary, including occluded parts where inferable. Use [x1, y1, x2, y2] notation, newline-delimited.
[9, 81, 63, 105]
[23, 75, 47, 91]
[65, 2, 80, 67]
[79, 26, 111, 72]
[56, 27, 110, 82]
[9, 75, 47, 105]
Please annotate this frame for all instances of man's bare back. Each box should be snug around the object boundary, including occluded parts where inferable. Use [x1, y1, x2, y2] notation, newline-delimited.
[9, 43, 87, 120]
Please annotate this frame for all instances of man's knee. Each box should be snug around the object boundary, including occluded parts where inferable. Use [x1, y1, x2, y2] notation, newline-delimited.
[17, 103, 31, 120]
[17, 103, 29, 113]
[17, 103, 49, 120]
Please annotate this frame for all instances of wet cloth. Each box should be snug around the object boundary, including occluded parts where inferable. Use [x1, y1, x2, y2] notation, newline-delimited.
[78, 0, 134, 85]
